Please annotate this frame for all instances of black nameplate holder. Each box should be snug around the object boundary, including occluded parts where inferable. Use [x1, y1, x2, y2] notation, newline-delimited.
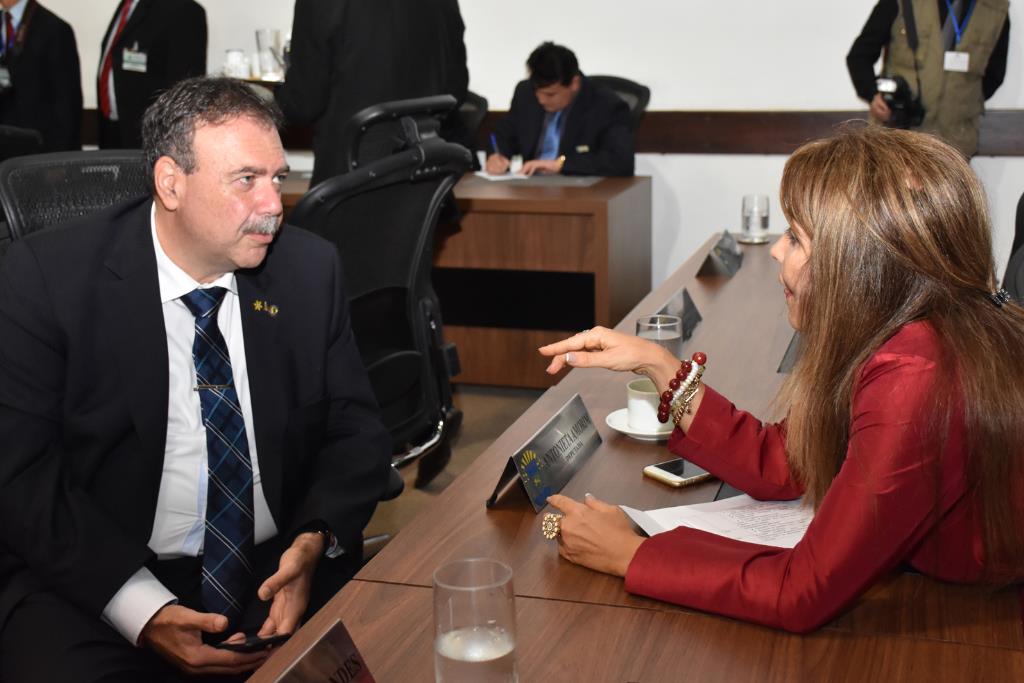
[275, 618, 375, 683]
[696, 231, 744, 278]
[658, 287, 702, 342]
[486, 393, 602, 512]
[777, 332, 801, 374]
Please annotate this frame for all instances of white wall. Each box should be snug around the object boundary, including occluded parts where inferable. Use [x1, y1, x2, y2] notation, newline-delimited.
[47, 0, 1024, 282]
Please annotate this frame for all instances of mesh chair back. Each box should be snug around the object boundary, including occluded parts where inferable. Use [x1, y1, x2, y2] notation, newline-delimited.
[291, 121, 471, 450]
[0, 150, 149, 260]
[588, 75, 651, 132]
[341, 95, 457, 172]
[0, 125, 43, 163]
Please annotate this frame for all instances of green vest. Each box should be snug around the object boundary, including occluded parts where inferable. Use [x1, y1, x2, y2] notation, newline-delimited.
[883, 0, 1007, 156]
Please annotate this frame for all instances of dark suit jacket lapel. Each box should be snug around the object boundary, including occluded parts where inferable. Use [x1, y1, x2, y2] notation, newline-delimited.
[237, 265, 286, 520]
[117, 0, 152, 47]
[99, 199, 168, 468]
[561, 78, 592, 156]
[99, 0, 150, 59]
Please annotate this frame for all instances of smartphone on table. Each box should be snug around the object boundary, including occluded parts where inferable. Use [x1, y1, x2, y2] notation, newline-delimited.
[643, 459, 713, 488]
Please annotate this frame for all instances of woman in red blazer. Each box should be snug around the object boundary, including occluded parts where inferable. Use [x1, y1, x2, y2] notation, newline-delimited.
[539, 126, 1024, 633]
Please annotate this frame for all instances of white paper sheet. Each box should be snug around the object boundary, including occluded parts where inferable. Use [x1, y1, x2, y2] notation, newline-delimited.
[473, 171, 528, 182]
[621, 494, 813, 549]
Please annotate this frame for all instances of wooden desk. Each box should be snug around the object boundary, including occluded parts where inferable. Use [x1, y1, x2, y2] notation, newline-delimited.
[252, 582, 1024, 682]
[281, 173, 653, 389]
[249, 235, 1022, 682]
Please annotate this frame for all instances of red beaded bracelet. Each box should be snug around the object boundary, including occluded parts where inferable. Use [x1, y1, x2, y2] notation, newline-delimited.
[657, 351, 707, 423]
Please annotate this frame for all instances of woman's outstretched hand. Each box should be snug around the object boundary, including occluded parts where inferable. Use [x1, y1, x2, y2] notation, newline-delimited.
[538, 326, 680, 389]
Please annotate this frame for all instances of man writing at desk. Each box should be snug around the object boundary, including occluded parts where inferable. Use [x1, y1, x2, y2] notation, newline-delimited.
[485, 42, 634, 177]
[0, 77, 391, 681]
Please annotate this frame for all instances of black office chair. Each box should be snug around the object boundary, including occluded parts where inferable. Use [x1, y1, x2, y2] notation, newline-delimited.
[0, 124, 43, 163]
[341, 94, 459, 172]
[1005, 190, 1024, 274]
[1003, 247, 1024, 303]
[588, 74, 651, 132]
[0, 150, 149, 261]
[453, 90, 488, 163]
[290, 113, 472, 488]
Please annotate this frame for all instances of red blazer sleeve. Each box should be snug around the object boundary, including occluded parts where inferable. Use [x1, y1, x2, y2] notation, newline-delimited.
[625, 346, 967, 632]
[668, 386, 803, 500]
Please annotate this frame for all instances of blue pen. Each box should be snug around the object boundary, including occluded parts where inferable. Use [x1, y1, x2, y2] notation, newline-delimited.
[490, 134, 499, 156]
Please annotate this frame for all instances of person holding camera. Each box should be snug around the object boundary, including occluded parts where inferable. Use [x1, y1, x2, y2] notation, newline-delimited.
[846, 0, 1009, 158]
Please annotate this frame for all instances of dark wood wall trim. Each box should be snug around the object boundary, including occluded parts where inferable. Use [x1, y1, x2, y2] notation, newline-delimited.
[83, 108, 1024, 157]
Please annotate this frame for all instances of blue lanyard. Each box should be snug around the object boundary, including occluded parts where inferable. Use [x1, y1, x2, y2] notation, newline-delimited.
[945, 0, 977, 46]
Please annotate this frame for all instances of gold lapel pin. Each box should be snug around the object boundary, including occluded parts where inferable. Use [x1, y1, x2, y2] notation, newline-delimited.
[253, 300, 280, 317]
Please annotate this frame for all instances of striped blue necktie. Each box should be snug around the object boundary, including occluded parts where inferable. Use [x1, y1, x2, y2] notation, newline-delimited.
[181, 287, 254, 627]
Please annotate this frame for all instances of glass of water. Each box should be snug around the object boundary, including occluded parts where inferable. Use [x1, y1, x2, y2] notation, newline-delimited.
[636, 314, 684, 359]
[433, 558, 517, 683]
[739, 194, 770, 244]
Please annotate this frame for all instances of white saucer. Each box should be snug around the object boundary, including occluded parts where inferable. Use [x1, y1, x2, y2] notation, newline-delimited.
[605, 408, 673, 442]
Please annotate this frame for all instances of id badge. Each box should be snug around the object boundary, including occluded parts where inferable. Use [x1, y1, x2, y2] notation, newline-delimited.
[944, 51, 970, 73]
[0, 66, 11, 90]
[122, 48, 148, 73]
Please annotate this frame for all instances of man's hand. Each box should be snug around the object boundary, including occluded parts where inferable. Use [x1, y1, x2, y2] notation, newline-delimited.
[140, 605, 268, 676]
[521, 158, 562, 176]
[255, 531, 325, 637]
[485, 153, 510, 175]
[870, 93, 892, 123]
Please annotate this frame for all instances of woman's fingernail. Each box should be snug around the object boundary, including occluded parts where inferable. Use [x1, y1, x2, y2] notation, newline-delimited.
[566, 352, 576, 364]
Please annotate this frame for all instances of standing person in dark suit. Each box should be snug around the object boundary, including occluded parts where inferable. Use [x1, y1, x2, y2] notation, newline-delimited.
[0, 0, 81, 151]
[275, 0, 469, 186]
[0, 77, 391, 682]
[486, 42, 634, 177]
[97, 0, 208, 149]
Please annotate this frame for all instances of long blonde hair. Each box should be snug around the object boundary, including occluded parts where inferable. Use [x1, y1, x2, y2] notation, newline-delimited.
[779, 125, 1024, 577]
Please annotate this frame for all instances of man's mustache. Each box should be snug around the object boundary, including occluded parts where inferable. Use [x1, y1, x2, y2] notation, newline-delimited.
[242, 215, 280, 236]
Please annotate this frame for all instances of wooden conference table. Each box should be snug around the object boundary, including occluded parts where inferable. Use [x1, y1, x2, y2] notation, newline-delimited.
[283, 173, 652, 389]
[250, 236, 1024, 681]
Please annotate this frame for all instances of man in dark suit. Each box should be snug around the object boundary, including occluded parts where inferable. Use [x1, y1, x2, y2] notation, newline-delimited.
[275, 0, 469, 185]
[486, 42, 634, 177]
[0, 0, 81, 151]
[97, 0, 208, 149]
[0, 77, 391, 681]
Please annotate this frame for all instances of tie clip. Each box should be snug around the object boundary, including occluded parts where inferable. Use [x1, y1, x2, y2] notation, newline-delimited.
[194, 383, 232, 391]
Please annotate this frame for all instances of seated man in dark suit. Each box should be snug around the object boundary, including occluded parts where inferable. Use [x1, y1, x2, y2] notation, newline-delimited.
[486, 42, 634, 177]
[0, 77, 391, 681]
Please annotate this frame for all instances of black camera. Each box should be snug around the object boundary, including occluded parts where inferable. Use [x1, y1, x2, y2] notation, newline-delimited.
[875, 76, 925, 129]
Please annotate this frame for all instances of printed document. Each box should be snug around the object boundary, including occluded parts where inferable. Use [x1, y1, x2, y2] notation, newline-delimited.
[621, 495, 813, 548]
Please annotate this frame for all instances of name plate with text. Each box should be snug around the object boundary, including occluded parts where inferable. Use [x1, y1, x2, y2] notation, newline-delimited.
[697, 231, 743, 278]
[275, 618, 375, 683]
[486, 394, 602, 512]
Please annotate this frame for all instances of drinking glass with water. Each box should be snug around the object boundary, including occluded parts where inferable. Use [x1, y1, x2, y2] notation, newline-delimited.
[636, 314, 684, 359]
[433, 558, 518, 682]
[739, 194, 770, 244]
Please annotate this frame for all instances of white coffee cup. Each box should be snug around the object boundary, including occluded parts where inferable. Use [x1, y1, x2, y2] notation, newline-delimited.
[509, 154, 524, 174]
[476, 149, 487, 171]
[627, 378, 664, 432]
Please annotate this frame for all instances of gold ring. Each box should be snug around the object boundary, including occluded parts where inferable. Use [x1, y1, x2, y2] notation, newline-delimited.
[541, 513, 563, 540]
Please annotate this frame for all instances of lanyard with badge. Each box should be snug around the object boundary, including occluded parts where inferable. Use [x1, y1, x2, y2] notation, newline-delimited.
[944, 0, 976, 73]
[0, 0, 37, 93]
